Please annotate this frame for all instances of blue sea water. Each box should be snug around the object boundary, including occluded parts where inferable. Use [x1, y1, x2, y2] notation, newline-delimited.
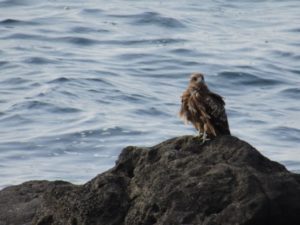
[0, 0, 299, 189]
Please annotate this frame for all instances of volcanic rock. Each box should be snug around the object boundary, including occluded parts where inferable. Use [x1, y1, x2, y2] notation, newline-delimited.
[0, 135, 300, 225]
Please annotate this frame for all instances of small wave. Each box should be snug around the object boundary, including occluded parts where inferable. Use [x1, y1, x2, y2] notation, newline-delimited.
[132, 11, 185, 28]
[0, 18, 37, 26]
[24, 57, 57, 65]
[91, 70, 119, 77]
[119, 94, 148, 104]
[110, 11, 185, 28]
[103, 38, 186, 46]
[80, 8, 105, 15]
[290, 69, 300, 75]
[280, 88, 300, 99]
[0, 61, 9, 67]
[281, 160, 300, 172]
[47, 77, 97, 91]
[268, 126, 300, 143]
[47, 77, 71, 84]
[53, 107, 81, 114]
[1, 33, 98, 46]
[117, 53, 156, 61]
[59, 36, 99, 46]
[169, 48, 203, 57]
[2, 33, 184, 47]
[1, 33, 45, 40]
[70, 26, 109, 34]
[16, 101, 53, 110]
[134, 107, 170, 117]
[51, 127, 145, 143]
[99, 127, 144, 136]
[0, 0, 28, 7]
[243, 119, 267, 125]
[271, 50, 299, 60]
[0, 77, 31, 85]
[0, 114, 33, 125]
[10, 100, 81, 114]
[56, 91, 79, 99]
[287, 28, 300, 33]
[85, 78, 115, 87]
[218, 71, 281, 86]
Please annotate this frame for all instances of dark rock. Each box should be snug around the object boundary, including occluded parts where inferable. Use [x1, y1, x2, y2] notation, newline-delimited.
[0, 135, 300, 225]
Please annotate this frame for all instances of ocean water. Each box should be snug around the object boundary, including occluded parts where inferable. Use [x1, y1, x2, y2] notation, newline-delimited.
[0, 0, 299, 189]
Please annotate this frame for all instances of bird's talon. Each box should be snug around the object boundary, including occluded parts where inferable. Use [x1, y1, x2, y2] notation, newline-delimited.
[201, 137, 210, 144]
[200, 131, 210, 144]
[192, 134, 210, 144]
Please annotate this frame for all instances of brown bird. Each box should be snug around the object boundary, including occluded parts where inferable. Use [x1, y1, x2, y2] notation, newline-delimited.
[179, 73, 230, 141]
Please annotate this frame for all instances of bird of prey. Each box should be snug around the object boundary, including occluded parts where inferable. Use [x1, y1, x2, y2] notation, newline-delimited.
[179, 73, 230, 142]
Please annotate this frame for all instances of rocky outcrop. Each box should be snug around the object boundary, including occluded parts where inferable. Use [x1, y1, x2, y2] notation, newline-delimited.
[1, 135, 300, 225]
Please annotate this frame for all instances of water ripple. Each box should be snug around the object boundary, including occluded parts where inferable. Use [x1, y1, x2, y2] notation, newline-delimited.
[280, 88, 300, 99]
[85, 78, 115, 87]
[0, 61, 9, 67]
[80, 8, 105, 15]
[268, 126, 300, 143]
[2, 32, 186, 46]
[0, 0, 28, 7]
[0, 18, 37, 26]
[59, 36, 100, 46]
[70, 26, 109, 34]
[10, 100, 81, 114]
[1, 0, 299, 188]
[23, 57, 58, 65]
[0, 77, 31, 85]
[123, 11, 186, 28]
[218, 71, 282, 86]
[47, 77, 71, 84]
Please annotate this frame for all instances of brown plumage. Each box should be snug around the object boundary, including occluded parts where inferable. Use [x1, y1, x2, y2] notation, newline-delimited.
[179, 73, 230, 138]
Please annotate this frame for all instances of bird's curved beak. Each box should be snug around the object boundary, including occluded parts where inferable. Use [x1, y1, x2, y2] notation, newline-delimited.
[197, 78, 205, 84]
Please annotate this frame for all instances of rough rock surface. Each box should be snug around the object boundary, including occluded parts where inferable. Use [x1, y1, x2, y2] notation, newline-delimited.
[1, 135, 300, 225]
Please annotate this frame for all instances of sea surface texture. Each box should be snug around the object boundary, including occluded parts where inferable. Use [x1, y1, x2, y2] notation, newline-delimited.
[0, 0, 299, 189]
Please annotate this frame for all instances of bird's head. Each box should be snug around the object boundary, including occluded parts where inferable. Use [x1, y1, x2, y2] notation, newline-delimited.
[188, 72, 209, 91]
[190, 72, 206, 85]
